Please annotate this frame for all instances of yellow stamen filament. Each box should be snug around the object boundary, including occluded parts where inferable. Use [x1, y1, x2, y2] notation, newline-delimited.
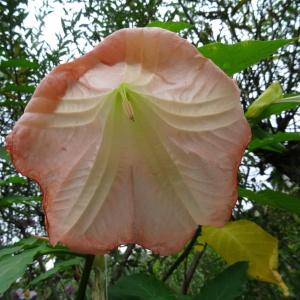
[120, 88, 135, 121]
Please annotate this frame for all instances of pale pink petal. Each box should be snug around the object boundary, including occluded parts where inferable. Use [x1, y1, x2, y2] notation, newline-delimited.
[6, 28, 251, 255]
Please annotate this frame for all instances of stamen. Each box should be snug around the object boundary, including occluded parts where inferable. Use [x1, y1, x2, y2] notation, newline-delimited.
[120, 87, 135, 121]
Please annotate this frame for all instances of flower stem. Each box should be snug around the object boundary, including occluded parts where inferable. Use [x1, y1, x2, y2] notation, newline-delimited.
[162, 226, 201, 282]
[92, 256, 107, 300]
[76, 255, 95, 300]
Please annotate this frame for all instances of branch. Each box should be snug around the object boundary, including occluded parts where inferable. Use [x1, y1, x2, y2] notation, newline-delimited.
[162, 226, 201, 282]
[76, 255, 95, 300]
[177, 0, 200, 38]
[181, 244, 207, 294]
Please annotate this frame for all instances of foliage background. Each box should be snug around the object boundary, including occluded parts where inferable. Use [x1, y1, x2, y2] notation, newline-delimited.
[0, 0, 299, 299]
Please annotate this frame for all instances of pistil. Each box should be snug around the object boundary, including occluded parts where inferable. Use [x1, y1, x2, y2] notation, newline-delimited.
[120, 86, 135, 122]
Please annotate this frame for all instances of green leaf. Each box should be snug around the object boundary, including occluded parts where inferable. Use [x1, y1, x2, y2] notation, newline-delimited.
[0, 238, 80, 294]
[0, 248, 39, 294]
[194, 262, 248, 300]
[249, 132, 300, 151]
[0, 245, 24, 260]
[109, 274, 177, 300]
[16, 237, 77, 257]
[0, 146, 10, 163]
[257, 94, 300, 120]
[29, 257, 82, 286]
[147, 21, 192, 33]
[199, 39, 292, 76]
[260, 102, 299, 119]
[0, 195, 41, 208]
[2, 84, 35, 93]
[275, 94, 300, 104]
[0, 238, 44, 261]
[238, 187, 300, 215]
[249, 127, 286, 153]
[0, 58, 39, 69]
[201, 220, 288, 296]
[0, 175, 27, 186]
[15, 237, 44, 250]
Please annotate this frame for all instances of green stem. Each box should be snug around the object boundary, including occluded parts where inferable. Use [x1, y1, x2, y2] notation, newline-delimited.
[92, 256, 107, 300]
[163, 226, 202, 282]
[76, 255, 95, 300]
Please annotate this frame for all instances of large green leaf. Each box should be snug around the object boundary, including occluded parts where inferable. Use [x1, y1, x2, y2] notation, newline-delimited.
[0, 238, 42, 262]
[109, 274, 178, 300]
[249, 132, 300, 151]
[0, 238, 80, 294]
[0, 245, 24, 260]
[15, 237, 45, 250]
[199, 39, 292, 76]
[194, 262, 248, 300]
[147, 21, 192, 33]
[239, 187, 300, 215]
[14, 237, 75, 257]
[29, 257, 82, 286]
[201, 220, 288, 296]
[0, 247, 43, 294]
[0, 58, 39, 69]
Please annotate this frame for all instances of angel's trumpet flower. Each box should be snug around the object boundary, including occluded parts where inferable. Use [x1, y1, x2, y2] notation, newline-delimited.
[6, 28, 251, 255]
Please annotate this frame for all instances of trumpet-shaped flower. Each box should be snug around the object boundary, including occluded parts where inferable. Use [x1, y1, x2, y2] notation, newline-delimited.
[6, 28, 251, 255]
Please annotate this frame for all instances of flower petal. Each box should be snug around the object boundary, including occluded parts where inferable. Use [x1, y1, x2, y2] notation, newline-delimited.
[7, 28, 251, 255]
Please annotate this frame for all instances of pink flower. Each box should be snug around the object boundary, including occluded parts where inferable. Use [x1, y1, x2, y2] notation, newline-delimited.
[6, 28, 251, 255]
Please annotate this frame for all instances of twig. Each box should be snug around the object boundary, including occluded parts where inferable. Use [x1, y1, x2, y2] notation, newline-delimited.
[162, 226, 201, 282]
[177, 0, 200, 38]
[181, 244, 207, 294]
[76, 255, 95, 300]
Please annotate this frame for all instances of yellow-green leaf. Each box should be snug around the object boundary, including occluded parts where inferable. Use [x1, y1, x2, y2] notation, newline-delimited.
[245, 82, 283, 119]
[201, 220, 288, 296]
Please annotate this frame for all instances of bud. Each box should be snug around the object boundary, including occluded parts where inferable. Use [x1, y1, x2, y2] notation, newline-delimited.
[245, 82, 283, 119]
